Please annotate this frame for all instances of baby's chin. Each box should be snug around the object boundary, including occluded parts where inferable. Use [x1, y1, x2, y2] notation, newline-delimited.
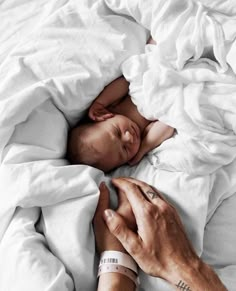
[126, 152, 138, 166]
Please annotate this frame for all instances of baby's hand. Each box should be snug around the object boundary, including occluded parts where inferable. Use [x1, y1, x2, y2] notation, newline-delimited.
[88, 101, 114, 121]
[147, 36, 156, 45]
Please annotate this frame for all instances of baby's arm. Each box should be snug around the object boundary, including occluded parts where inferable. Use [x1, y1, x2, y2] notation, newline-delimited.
[89, 77, 129, 121]
[147, 36, 156, 45]
[129, 121, 174, 165]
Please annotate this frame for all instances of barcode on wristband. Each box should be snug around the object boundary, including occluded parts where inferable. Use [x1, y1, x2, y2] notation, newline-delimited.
[100, 258, 118, 264]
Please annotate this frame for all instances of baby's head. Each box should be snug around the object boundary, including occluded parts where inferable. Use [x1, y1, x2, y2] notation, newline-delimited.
[67, 115, 141, 172]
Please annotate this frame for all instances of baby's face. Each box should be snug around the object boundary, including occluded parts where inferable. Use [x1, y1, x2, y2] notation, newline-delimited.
[92, 115, 141, 171]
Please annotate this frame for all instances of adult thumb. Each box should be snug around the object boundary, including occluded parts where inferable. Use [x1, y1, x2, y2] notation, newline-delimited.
[94, 182, 110, 219]
[103, 209, 139, 255]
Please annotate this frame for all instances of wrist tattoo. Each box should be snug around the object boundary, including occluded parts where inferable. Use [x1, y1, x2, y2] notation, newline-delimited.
[176, 280, 192, 291]
[146, 190, 158, 200]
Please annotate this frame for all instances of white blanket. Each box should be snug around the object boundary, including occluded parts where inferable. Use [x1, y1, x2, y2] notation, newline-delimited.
[0, 1, 148, 290]
[123, 50, 236, 175]
[0, 0, 236, 290]
[105, 0, 236, 289]
[106, 0, 236, 175]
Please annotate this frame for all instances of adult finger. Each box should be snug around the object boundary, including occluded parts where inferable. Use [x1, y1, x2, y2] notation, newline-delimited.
[116, 188, 127, 207]
[115, 186, 137, 231]
[103, 209, 142, 258]
[112, 178, 166, 244]
[124, 178, 177, 217]
[123, 177, 167, 202]
[112, 178, 148, 214]
[114, 177, 166, 206]
[93, 182, 110, 221]
[115, 182, 129, 206]
[112, 178, 157, 237]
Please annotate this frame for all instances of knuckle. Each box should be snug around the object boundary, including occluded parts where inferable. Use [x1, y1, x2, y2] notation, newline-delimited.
[128, 243, 139, 256]
[127, 238, 141, 256]
[142, 203, 156, 216]
[158, 202, 170, 214]
[158, 202, 177, 220]
[125, 183, 139, 193]
[138, 180, 149, 189]
[125, 203, 132, 214]
[111, 221, 124, 237]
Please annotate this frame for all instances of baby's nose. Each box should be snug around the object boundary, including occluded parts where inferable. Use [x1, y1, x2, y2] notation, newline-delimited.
[123, 130, 134, 144]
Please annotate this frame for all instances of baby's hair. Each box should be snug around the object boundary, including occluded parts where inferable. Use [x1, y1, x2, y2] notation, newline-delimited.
[67, 123, 100, 167]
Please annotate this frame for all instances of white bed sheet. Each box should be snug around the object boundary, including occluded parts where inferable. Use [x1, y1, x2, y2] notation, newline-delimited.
[0, 0, 235, 290]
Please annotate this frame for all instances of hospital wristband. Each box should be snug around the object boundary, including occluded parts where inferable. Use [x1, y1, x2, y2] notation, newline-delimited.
[99, 251, 138, 274]
[97, 264, 139, 287]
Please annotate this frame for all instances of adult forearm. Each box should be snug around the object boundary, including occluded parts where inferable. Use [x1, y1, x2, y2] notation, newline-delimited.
[102, 178, 227, 291]
[97, 272, 136, 291]
[169, 259, 227, 291]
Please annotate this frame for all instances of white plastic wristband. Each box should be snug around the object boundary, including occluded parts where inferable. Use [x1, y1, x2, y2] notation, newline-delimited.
[97, 264, 138, 287]
[99, 251, 138, 274]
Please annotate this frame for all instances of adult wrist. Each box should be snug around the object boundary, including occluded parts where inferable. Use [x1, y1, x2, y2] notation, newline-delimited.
[194, 261, 227, 291]
[99, 251, 138, 274]
[97, 272, 136, 291]
[171, 259, 203, 290]
[104, 243, 126, 253]
[97, 251, 138, 291]
[167, 258, 226, 291]
[99, 244, 126, 254]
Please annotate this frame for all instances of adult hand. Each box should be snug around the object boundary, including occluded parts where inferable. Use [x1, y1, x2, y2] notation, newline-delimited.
[93, 181, 136, 254]
[93, 182, 124, 254]
[102, 177, 197, 280]
[94, 182, 137, 291]
[102, 177, 227, 290]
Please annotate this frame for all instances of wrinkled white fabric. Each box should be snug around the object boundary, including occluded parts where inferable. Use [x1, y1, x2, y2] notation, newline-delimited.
[105, 0, 236, 72]
[122, 50, 236, 175]
[105, 0, 236, 175]
[110, 158, 236, 291]
[0, 1, 148, 290]
[0, 0, 236, 291]
[105, 0, 236, 289]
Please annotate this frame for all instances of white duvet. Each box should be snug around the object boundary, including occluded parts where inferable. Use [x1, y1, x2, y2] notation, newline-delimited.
[0, 0, 236, 290]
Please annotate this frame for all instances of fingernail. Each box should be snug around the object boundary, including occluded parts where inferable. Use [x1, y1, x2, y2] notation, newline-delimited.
[112, 177, 122, 182]
[104, 209, 114, 220]
[100, 182, 105, 190]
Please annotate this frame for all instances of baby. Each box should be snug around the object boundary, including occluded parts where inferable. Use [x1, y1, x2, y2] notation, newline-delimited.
[67, 76, 174, 172]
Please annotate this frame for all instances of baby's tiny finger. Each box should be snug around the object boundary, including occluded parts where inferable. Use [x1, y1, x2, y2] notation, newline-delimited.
[102, 113, 114, 119]
[95, 116, 105, 121]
